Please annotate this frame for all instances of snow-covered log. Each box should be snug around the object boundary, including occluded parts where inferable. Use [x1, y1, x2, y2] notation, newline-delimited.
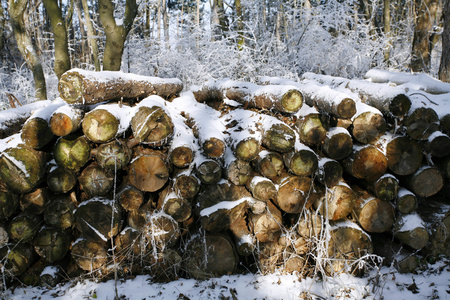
[58, 69, 183, 105]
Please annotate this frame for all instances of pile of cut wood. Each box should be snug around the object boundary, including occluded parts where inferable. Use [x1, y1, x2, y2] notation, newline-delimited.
[0, 68, 449, 287]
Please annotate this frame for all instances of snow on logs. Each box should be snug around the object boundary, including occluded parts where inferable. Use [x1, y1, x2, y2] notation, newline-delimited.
[1, 69, 450, 285]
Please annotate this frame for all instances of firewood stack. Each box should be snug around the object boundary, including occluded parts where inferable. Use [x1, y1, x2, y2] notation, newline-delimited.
[0, 68, 449, 287]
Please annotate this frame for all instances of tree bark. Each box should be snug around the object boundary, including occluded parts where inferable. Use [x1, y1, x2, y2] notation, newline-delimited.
[80, 0, 100, 70]
[98, 0, 138, 71]
[439, 0, 450, 82]
[8, 0, 47, 100]
[43, 0, 71, 79]
[411, 0, 439, 72]
[424, 131, 450, 157]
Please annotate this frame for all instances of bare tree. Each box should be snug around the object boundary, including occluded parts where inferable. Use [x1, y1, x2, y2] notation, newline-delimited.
[99, 0, 138, 71]
[81, 0, 100, 70]
[8, 0, 47, 100]
[410, 0, 440, 72]
[0, 1, 5, 60]
[43, 0, 71, 79]
[439, 0, 449, 81]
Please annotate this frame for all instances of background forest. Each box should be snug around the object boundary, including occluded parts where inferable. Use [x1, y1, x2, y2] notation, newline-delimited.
[0, 0, 449, 108]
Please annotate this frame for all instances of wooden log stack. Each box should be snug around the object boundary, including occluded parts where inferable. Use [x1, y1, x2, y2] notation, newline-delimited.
[0, 69, 449, 288]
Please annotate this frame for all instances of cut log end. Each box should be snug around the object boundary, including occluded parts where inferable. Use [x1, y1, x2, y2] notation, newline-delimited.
[58, 73, 84, 104]
[389, 94, 411, 117]
[280, 89, 303, 114]
[337, 98, 357, 119]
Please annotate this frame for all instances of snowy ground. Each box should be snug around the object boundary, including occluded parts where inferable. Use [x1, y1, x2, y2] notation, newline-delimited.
[2, 259, 448, 300]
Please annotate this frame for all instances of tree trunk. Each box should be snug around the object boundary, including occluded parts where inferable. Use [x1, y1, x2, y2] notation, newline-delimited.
[50, 106, 84, 137]
[262, 123, 296, 153]
[439, 0, 450, 82]
[195, 159, 222, 185]
[8, 0, 47, 100]
[173, 171, 200, 199]
[83, 107, 122, 143]
[99, 0, 137, 70]
[58, 69, 183, 104]
[411, 0, 439, 72]
[283, 146, 318, 177]
[0, 146, 47, 194]
[20, 187, 50, 215]
[225, 155, 253, 186]
[80, 0, 100, 70]
[43, 0, 71, 79]
[53, 134, 91, 171]
[250, 201, 283, 243]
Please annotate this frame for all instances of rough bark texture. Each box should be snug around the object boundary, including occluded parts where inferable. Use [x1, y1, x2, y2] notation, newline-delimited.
[21, 117, 54, 149]
[439, 0, 450, 82]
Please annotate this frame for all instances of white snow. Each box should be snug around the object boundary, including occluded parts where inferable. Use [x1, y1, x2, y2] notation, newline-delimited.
[200, 196, 252, 217]
[40, 266, 59, 277]
[397, 187, 414, 198]
[0, 100, 51, 130]
[396, 213, 426, 233]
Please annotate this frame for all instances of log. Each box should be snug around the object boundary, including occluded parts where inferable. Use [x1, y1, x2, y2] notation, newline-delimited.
[424, 131, 450, 157]
[116, 184, 145, 212]
[50, 105, 84, 137]
[377, 134, 423, 176]
[302, 72, 411, 117]
[366, 173, 399, 202]
[195, 159, 222, 185]
[20, 187, 51, 215]
[275, 175, 316, 214]
[74, 198, 122, 243]
[20, 117, 54, 149]
[352, 187, 395, 233]
[0, 145, 47, 194]
[78, 163, 114, 197]
[127, 150, 170, 192]
[297, 209, 323, 239]
[250, 201, 283, 242]
[33, 226, 71, 262]
[53, 134, 91, 171]
[351, 103, 387, 145]
[40, 265, 62, 287]
[183, 233, 238, 279]
[246, 176, 278, 202]
[173, 171, 200, 199]
[94, 139, 132, 171]
[253, 150, 285, 181]
[191, 82, 224, 110]
[326, 221, 373, 275]
[314, 180, 356, 221]
[58, 68, 183, 104]
[169, 145, 194, 169]
[0, 188, 19, 220]
[255, 241, 284, 274]
[396, 188, 417, 214]
[223, 81, 303, 114]
[0, 243, 35, 276]
[47, 167, 77, 194]
[44, 193, 77, 230]
[0, 226, 8, 247]
[82, 104, 128, 143]
[142, 248, 182, 282]
[405, 166, 444, 198]
[131, 101, 174, 147]
[71, 238, 108, 272]
[262, 123, 296, 153]
[295, 113, 327, 147]
[114, 227, 142, 259]
[315, 157, 343, 188]
[127, 200, 153, 230]
[404, 107, 439, 140]
[417, 198, 450, 259]
[342, 145, 388, 182]
[143, 212, 180, 250]
[322, 127, 353, 160]
[229, 213, 255, 256]
[393, 213, 429, 250]
[283, 144, 318, 177]
[197, 181, 251, 232]
[158, 187, 192, 223]
[224, 147, 253, 186]
[8, 213, 41, 243]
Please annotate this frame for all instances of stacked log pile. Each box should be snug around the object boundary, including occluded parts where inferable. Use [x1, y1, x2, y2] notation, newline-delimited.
[0, 69, 449, 288]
